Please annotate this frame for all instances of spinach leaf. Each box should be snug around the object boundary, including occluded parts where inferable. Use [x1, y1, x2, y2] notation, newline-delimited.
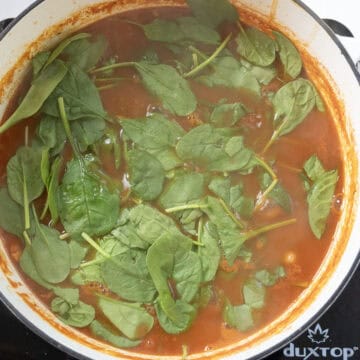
[43, 33, 91, 69]
[155, 297, 196, 334]
[135, 62, 197, 116]
[90, 320, 141, 348]
[210, 102, 248, 127]
[31, 219, 71, 284]
[223, 301, 254, 331]
[53, 287, 79, 305]
[202, 196, 244, 265]
[98, 297, 154, 340]
[32, 51, 50, 77]
[159, 172, 205, 221]
[303, 155, 338, 238]
[186, 0, 238, 29]
[51, 297, 95, 327]
[127, 149, 165, 201]
[0, 188, 25, 239]
[259, 172, 291, 212]
[240, 59, 277, 85]
[274, 31, 302, 79]
[19, 246, 53, 289]
[7, 146, 44, 206]
[69, 240, 89, 269]
[101, 247, 157, 303]
[255, 266, 286, 286]
[36, 115, 66, 156]
[198, 222, 221, 282]
[42, 64, 107, 121]
[139, 17, 220, 45]
[63, 35, 108, 71]
[71, 264, 103, 286]
[197, 56, 260, 95]
[243, 279, 265, 309]
[121, 114, 184, 170]
[147, 235, 202, 303]
[272, 78, 317, 137]
[236, 25, 276, 67]
[176, 124, 256, 173]
[57, 158, 120, 237]
[0, 60, 68, 134]
[208, 177, 254, 218]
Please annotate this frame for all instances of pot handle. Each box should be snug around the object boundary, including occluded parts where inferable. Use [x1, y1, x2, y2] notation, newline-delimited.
[0, 18, 14, 33]
[323, 18, 360, 73]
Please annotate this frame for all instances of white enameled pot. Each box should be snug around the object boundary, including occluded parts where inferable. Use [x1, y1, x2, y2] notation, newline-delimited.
[0, 1, 359, 359]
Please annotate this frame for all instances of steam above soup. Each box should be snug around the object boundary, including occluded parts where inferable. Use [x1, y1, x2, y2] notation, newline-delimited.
[0, 0, 342, 356]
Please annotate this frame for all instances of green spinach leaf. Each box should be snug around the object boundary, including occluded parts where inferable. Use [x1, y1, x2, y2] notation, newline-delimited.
[236, 25, 276, 67]
[223, 301, 254, 331]
[243, 279, 265, 309]
[197, 56, 260, 95]
[210, 102, 248, 127]
[57, 158, 120, 237]
[42, 64, 107, 121]
[303, 155, 338, 238]
[186, 0, 238, 29]
[274, 31, 302, 79]
[127, 149, 165, 201]
[98, 297, 154, 340]
[90, 320, 141, 348]
[0, 60, 68, 134]
[135, 62, 197, 116]
[255, 266, 286, 286]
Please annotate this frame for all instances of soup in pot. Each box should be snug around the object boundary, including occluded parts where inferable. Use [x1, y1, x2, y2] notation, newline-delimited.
[0, 0, 343, 357]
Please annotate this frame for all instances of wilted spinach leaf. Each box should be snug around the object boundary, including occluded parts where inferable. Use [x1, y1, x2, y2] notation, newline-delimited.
[90, 320, 141, 348]
[236, 25, 276, 67]
[127, 149, 165, 201]
[176, 124, 256, 173]
[302, 155, 338, 238]
[42, 64, 107, 121]
[186, 0, 238, 29]
[243, 279, 265, 309]
[259, 172, 291, 212]
[255, 266, 286, 286]
[0, 60, 68, 134]
[98, 297, 154, 340]
[274, 31, 302, 79]
[57, 158, 120, 237]
[240, 59, 277, 85]
[223, 301, 254, 331]
[197, 56, 260, 95]
[135, 62, 197, 116]
[197, 222, 221, 282]
[210, 102, 248, 127]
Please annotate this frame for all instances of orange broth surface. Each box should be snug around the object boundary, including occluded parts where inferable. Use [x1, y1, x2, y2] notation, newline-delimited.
[0, 6, 344, 357]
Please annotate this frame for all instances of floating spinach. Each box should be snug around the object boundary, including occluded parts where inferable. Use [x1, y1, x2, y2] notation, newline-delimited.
[223, 302, 254, 332]
[57, 157, 120, 238]
[255, 266, 286, 286]
[186, 0, 238, 29]
[210, 102, 248, 127]
[236, 24, 276, 67]
[302, 155, 338, 238]
[90, 320, 141, 348]
[274, 31, 302, 79]
[98, 296, 154, 340]
[0, 60, 68, 134]
[127, 149, 165, 201]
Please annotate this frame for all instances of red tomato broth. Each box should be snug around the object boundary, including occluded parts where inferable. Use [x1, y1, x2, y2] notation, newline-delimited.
[0, 4, 345, 358]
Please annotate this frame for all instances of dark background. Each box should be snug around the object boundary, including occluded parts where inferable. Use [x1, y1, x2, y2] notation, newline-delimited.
[0, 267, 358, 360]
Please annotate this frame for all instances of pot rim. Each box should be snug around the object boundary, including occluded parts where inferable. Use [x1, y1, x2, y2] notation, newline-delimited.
[0, 1, 359, 360]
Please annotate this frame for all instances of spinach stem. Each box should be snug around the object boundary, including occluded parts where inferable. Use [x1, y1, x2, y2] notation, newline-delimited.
[23, 174, 30, 230]
[80, 257, 105, 268]
[40, 199, 49, 220]
[165, 204, 208, 213]
[197, 217, 204, 244]
[23, 230, 31, 246]
[81, 232, 111, 259]
[219, 198, 246, 229]
[59, 232, 71, 240]
[58, 97, 81, 158]
[192, 240, 205, 247]
[184, 33, 232, 78]
[255, 156, 278, 210]
[97, 83, 121, 91]
[24, 126, 29, 147]
[91, 61, 136, 74]
[243, 218, 296, 242]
